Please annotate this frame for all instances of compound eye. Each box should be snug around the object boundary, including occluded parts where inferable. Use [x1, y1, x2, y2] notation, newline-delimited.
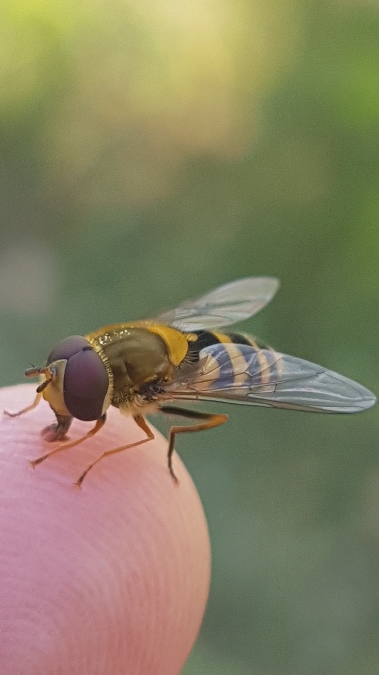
[64, 348, 109, 421]
[47, 336, 91, 365]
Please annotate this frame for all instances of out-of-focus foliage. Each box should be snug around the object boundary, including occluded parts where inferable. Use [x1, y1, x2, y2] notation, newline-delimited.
[0, 1, 378, 673]
[1, 0, 301, 211]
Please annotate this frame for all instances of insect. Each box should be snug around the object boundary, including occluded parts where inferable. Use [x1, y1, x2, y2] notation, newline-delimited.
[5, 278, 376, 486]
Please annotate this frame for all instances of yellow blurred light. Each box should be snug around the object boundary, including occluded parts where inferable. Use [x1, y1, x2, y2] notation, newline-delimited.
[0, 0, 303, 207]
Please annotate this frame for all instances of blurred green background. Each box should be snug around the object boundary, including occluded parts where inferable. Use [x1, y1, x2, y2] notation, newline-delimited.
[1, 0, 378, 672]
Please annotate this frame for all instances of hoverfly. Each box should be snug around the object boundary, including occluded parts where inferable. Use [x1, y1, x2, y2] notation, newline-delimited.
[5, 278, 376, 486]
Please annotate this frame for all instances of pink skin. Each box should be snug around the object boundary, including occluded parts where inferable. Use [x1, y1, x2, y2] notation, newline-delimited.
[0, 384, 210, 675]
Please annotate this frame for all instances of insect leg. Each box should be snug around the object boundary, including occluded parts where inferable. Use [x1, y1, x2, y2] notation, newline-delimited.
[74, 414, 155, 487]
[160, 405, 228, 483]
[30, 415, 106, 468]
[40, 413, 74, 442]
[4, 392, 43, 418]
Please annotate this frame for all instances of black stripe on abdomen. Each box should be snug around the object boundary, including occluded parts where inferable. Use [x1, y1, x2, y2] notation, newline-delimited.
[186, 330, 268, 362]
[186, 330, 222, 361]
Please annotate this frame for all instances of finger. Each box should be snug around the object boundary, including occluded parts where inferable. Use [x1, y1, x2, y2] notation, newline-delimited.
[0, 384, 210, 675]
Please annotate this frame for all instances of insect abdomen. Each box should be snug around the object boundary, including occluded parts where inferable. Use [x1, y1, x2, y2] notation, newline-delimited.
[183, 330, 276, 394]
[187, 330, 267, 360]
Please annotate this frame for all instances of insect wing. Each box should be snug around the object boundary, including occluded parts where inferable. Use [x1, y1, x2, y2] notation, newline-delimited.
[165, 343, 376, 413]
[155, 277, 279, 331]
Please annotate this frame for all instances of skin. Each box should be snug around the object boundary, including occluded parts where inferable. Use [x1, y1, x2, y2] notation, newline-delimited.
[0, 384, 210, 675]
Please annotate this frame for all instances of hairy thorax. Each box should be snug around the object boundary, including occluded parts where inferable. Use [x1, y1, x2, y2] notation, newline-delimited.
[100, 327, 176, 409]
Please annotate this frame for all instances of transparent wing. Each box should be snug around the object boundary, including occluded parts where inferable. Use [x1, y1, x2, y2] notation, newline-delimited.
[155, 277, 279, 330]
[164, 343, 376, 413]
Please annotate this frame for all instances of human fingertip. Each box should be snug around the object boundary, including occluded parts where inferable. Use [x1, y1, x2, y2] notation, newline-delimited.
[0, 384, 210, 675]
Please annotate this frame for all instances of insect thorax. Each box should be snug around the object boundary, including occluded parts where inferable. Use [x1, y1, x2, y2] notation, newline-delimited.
[94, 327, 175, 407]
